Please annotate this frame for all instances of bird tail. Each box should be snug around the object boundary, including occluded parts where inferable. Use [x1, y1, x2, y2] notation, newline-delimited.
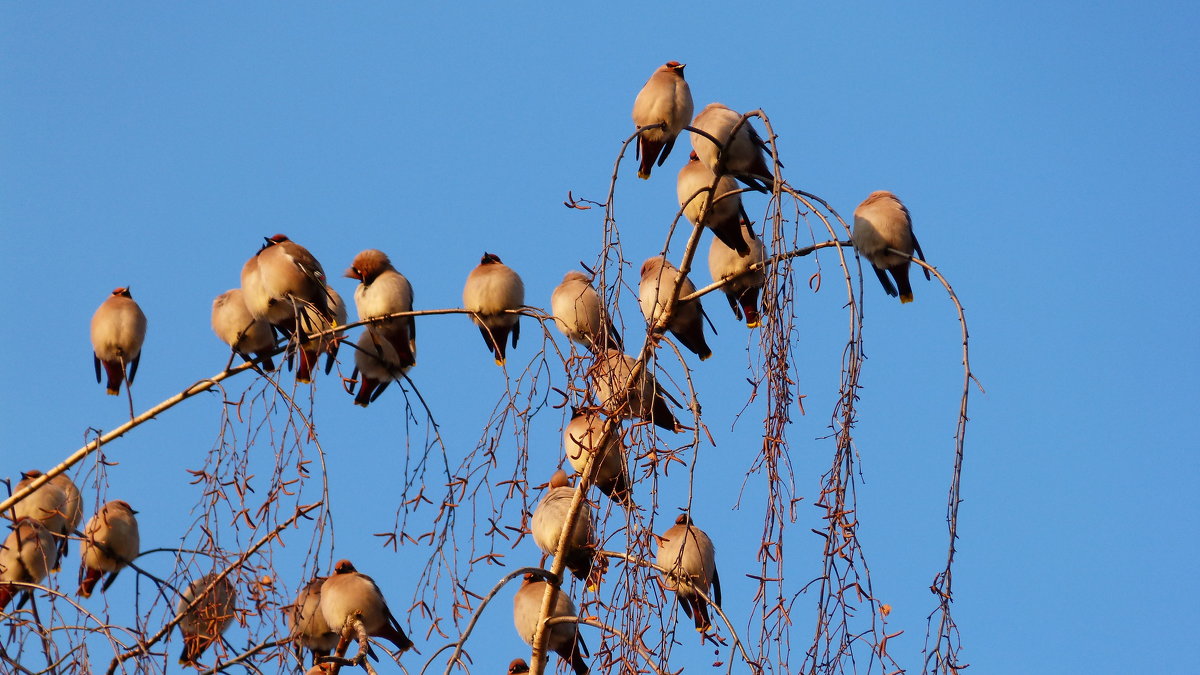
[101, 360, 125, 395]
[893, 266, 914, 304]
[739, 288, 762, 328]
[295, 345, 319, 383]
[79, 566, 104, 598]
[0, 585, 15, 612]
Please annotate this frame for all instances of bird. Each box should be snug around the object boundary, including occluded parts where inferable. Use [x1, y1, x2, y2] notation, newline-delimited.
[350, 330, 411, 407]
[512, 573, 589, 675]
[531, 470, 597, 588]
[678, 151, 753, 256]
[508, 658, 531, 674]
[0, 518, 58, 612]
[631, 60, 694, 179]
[211, 288, 277, 371]
[689, 102, 776, 192]
[851, 191, 930, 303]
[90, 287, 147, 395]
[320, 559, 414, 656]
[288, 576, 338, 663]
[240, 234, 334, 382]
[589, 349, 680, 432]
[346, 249, 417, 369]
[708, 221, 767, 328]
[462, 252, 524, 366]
[177, 573, 237, 666]
[319, 286, 348, 375]
[563, 409, 631, 507]
[656, 513, 721, 632]
[550, 271, 622, 352]
[78, 500, 139, 598]
[638, 257, 712, 360]
[10, 470, 79, 566]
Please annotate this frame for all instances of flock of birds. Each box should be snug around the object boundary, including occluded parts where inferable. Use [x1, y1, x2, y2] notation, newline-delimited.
[1, 60, 930, 673]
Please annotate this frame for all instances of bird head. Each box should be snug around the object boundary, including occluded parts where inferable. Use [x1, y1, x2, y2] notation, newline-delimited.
[112, 287, 132, 298]
[675, 513, 694, 527]
[333, 559, 357, 574]
[480, 252, 503, 265]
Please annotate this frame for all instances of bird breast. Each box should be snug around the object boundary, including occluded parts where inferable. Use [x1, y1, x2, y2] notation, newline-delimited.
[355, 271, 413, 319]
[532, 487, 591, 555]
[90, 299, 147, 361]
[464, 267, 524, 316]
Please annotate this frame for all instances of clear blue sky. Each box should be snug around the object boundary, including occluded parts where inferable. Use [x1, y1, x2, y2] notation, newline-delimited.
[2, 3, 1197, 674]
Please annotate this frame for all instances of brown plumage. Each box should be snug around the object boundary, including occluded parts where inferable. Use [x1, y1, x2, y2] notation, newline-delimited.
[708, 222, 767, 328]
[507, 658, 531, 674]
[462, 252, 524, 366]
[211, 288, 277, 371]
[78, 500, 140, 598]
[177, 573, 237, 666]
[531, 470, 598, 588]
[550, 271, 622, 352]
[656, 513, 721, 632]
[564, 409, 632, 507]
[0, 518, 57, 612]
[240, 234, 334, 382]
[689, 102, 777, 192]
[11, 470, 80, 566]
[851, 191, 930, 303]
[589, 349, 680, 432]
[320, 559, 414, 655]
[346, 249, 416, 369]
[350, 330, 411, 407]
[678, 151, 752, 256]
[512, 573, 589, 675]
[631, 61, 694, 179]
[288, 576, 337, 663]
[638, 257, 712, 361]
[90, 287, 147, 395]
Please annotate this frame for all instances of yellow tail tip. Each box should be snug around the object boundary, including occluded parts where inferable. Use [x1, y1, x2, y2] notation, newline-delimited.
[494, 358, 506, 366]
[745, 320, 761, 329]
[637, 170, 650, 179]
[900, 294, 914, 304]
[699, 352, 712, 361]
[105, 388, 119, 396]
[296, 376, 313, 384]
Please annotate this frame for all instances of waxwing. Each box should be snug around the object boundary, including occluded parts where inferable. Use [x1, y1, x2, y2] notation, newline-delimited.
[350, 330, 412, 407]
[212, 288, 277, 371]
[656, 514, 721, 632]
[589, 350, 680, 432]
[320, 559, 414, 655]
[631, 61, 694, 179]
[0, 518, 57, 612]
[78, 500, 140, 598]
[851, 191, 930, 303]
[678, 151, 753, 256]
[689, 103, 777, 192]
[550, 271, 622, 352]
[531, 470, 598, 588]
[91, 287, 147, 395]
[507, 658, 531, 674]
[512, 573, 589, 675]
[462, 253, 524, 366]
[708, 222, 767, 328]
[177, 573, 237, 666]
[240, 234, 334, 382]
[10, 470, 79, 565]
[639, 257, 712, 360]
[563, 410, 631, 507]
[346, 249, 416, 369]
[288, 576, 338, 663]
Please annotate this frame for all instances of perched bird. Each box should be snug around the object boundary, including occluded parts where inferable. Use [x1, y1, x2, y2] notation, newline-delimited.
[631, 60, 694, 179]
[512, 573, 589, 675]
[177, 573, 237, 666]
[708, 222, 767, 328]
[240, 234, 334, 382]
[288, 576, 337, 663]
[689, 103, 776, 192]
[90, 287, 147, 395]
[589, 349, 680, 432]
[319, 286, 348, 375]
[550, 271, 622, 352]
[851, 191, 930, 303]
[656, 514, 721, 632]
[78, 500, 140, 598]
[462, 253, 524, 366]
[563, 409, 631, 507]
[10, 470, 79, 565]
[346, 249, 416, 369]
[320, 559, 414, 655]
[211, 288, 277, 371]
[678, 151, 752, 256]
[531, 470, 597, 588]
[639, 257, 712, 360]
[0, 518, 58, 612]
[508, 658, 531, 674]
[350, 330, 411, 407]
